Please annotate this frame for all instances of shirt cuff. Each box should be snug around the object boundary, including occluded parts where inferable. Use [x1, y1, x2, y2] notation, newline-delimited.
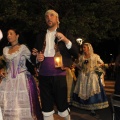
[66, 41, 72, 49]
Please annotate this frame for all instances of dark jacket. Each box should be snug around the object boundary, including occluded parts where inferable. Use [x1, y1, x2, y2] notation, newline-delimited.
[30, 29, 79, 68]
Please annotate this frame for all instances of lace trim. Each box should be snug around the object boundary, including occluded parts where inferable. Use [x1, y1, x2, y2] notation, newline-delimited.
[3, 44, 25, 60]
[72, 101, 109, 110]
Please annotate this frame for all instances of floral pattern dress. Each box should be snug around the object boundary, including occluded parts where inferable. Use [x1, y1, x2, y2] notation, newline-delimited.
[0, 45, 43, 120]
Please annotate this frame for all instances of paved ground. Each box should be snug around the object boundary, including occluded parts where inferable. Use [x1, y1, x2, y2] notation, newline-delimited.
[54, 95, 113, 120]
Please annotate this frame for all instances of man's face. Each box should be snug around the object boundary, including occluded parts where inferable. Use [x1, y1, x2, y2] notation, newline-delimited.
[45, 13, 58, 28]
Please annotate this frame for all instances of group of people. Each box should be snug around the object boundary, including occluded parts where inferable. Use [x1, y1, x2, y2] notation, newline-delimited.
[0, 9, 110, 120]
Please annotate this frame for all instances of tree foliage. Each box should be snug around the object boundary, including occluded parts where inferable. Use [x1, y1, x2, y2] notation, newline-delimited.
[0, 0, 120, 43]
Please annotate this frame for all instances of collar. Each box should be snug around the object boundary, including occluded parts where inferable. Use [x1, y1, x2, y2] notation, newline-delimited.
[47, 28, 57, 33]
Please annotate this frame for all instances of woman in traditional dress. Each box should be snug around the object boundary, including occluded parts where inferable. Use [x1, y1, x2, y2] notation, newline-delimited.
[72, 42, 109, 115]
[0, 28, 43, 120]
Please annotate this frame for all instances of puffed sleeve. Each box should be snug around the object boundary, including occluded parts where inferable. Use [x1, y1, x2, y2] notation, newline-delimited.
[22, 45, 31, 60]
[96, 54, 104, 64]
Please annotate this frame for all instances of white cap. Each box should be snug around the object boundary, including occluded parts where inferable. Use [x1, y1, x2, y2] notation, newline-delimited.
[45, 9, 60, 28]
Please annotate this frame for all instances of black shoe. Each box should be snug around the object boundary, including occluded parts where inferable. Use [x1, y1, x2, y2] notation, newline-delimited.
[90, 110, 96, 116]
[68, 102, 72, 107]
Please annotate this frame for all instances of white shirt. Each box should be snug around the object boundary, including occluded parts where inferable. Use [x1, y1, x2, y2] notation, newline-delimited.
[44, 29, 72, 57]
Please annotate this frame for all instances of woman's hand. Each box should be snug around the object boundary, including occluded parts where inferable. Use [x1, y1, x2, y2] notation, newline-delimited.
[73, 62, 82, 70]
[32, 48, 38, 56]
[36, 51, 44, 62]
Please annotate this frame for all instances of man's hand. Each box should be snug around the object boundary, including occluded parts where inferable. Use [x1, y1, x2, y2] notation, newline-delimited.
[55, 32, 70, 44]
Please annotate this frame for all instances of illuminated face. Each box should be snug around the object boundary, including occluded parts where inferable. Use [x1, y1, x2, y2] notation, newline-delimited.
[7, 30, 19, 44]
[45, 12, 58, 28]
[83, 44, 89, 53]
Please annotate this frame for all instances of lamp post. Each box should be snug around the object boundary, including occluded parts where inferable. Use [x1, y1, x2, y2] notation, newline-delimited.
[76, 38, 84, 54]
[76, 38, 84, 45]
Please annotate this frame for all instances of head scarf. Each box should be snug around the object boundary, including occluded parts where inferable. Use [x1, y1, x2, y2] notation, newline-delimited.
[83, 43, 94, 55]
[45, 9, 60, 28]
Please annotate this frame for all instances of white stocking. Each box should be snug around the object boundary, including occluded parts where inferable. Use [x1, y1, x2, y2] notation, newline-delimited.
[64, 114, 71, 120]
[44, 114, 54, 120]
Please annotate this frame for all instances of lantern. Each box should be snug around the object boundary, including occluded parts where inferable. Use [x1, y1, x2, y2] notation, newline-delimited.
[54, 52, 63, 68]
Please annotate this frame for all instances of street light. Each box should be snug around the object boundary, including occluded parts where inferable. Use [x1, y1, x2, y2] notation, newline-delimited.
[76, 38, 84, 45]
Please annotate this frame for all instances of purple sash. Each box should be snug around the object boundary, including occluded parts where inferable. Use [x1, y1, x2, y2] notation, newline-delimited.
[39, 57, 66, 76]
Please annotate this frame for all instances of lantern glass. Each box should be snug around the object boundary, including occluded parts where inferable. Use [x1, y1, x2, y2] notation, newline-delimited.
[54, 52, 63, 68]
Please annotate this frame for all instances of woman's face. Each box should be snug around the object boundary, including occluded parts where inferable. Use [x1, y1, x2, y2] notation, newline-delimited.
[7, 29, 19, 44]
[83, 44, 89, 53]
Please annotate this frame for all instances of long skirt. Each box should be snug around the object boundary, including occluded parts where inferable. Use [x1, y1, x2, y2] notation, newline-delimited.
[0, 72, 43, 120]
[72, 76, 109, 110]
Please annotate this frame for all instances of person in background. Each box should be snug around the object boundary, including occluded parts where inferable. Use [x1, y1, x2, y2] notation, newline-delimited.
[31, 9, 79, 120]
[113, 53, 120, 120]
[0, 28, 43, 120]
[72, 42, 109, 116]
[66, 65, 77, 104]
[114, 54, 120, 94]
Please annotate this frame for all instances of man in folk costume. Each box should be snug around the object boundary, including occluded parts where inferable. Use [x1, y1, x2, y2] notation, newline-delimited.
[31, 10, 79, 120]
